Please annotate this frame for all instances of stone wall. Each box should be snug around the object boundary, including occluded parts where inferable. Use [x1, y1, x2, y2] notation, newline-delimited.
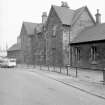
[71, 9, 95, 40]
[7, 50, 23, 64]
[62, 9, 95, 66]
[19, 25, 33, 65]
[46, 7, 63, 66]
[71, 41, 105, 70]
[31, 33, 45, 65]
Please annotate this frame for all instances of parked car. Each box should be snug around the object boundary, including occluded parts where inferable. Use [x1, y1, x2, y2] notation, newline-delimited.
[0, 59, 4, 67]
[0, 58, 16, 68]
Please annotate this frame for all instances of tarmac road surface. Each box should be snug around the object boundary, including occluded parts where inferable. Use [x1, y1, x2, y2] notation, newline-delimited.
[0, 68, 105, 105]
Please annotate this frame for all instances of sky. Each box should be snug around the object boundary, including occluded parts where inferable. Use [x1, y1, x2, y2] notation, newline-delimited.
[0, 0, 105, 50]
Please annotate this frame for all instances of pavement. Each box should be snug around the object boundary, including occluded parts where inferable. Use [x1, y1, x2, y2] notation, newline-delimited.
[22, 65, 105, 100]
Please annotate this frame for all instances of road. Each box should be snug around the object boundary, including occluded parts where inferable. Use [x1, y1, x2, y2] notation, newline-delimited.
[0, 68, 105, 105]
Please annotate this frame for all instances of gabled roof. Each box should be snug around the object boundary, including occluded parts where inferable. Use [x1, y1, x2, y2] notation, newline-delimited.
[71, 23, 105, 44]
[71, 6, 95, 26]
[71, 7, 86, 25]
[8, 43, 21, 51]
[52, 5, 95, 26]
[23, 22, 43, 35]
[52, 5, 74, 25]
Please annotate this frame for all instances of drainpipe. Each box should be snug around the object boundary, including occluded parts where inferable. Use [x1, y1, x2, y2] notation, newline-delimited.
[69, 25, 72, 66]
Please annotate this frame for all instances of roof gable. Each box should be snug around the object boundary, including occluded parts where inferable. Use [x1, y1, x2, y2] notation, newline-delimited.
[20, 23, 27, 36]
[8, 43, 21, 51]
[52, 5, 74, 25]
[71, 7, 86, 26]
[71, 6, 95, 26]
[48, 5, 95, 26]
[85, 6, 96, 24]
[23, 22, 43, 35]
[46, 5, 62, 27]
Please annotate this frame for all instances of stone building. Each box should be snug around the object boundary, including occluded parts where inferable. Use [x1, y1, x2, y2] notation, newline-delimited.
[7, 35, 21, 64]
[7, 12, 47, 65]
[70, 10, 105, 69]
[8, 11, 47, 65]
[45, 2, 95, 66]
[8, 2, 105, 70]
[7, 43, 21, 64]
[18, 22, 44, 65]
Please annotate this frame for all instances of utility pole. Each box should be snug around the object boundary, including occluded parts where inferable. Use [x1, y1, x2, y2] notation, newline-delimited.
[6, 41, 8, 57]
[6, 41, 8, 51]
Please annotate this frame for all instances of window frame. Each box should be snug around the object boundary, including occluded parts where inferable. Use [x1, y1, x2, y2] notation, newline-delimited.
[90, 46, 97, 62]
[75, 47, 80, 62]
[52, 25, 57, 37]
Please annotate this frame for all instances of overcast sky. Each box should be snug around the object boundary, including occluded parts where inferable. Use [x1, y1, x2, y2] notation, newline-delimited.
[0, 0, 105, 49]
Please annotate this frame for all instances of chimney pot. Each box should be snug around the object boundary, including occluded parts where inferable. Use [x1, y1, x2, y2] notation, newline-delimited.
[61, 1, 69, 8]
[95, 9, 101, 24]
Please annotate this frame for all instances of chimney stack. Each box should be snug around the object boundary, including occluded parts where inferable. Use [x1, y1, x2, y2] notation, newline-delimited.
[95, 9, 101, 24]
[42, 12, 47, 24]
[61, 1, 69, 8]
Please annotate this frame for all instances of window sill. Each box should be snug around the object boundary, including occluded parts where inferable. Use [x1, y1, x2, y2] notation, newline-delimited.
[52, 36, 56, 38]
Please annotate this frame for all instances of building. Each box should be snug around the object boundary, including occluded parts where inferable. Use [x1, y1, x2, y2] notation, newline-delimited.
[8, 2, 105, 69]
[7, 43, 21, 64]
[45, 2, 95, 66]
[8, 12, 47, 65]
[70, 10, 105, 69]
[18, 22, 43, 65]
[8, 22, 45, 65]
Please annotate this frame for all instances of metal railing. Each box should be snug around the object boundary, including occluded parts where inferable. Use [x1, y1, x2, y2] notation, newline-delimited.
[39, 64, 105, 84]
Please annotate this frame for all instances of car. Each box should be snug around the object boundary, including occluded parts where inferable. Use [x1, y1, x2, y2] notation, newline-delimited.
[0, 58, 16, 68]
[0, 59, 5, 67]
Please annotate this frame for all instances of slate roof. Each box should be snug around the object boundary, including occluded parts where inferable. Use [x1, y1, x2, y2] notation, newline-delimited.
[71, 7, 86, 25]
[8, 43, 21, 51]
[71, 23, 105, 44]
[52, 5, 90, 26]
[53, 5, 74, 25]
[23, 22, 43, 35]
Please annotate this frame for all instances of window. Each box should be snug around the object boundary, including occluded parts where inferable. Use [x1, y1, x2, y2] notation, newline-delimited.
[90, 46, 97, 62]
[52, 47, 56, 64]
[52, 48, 56, 51]
[75, 47, 80, 61]
[52, 25, 57, 37]
[52, 48, 56, 57]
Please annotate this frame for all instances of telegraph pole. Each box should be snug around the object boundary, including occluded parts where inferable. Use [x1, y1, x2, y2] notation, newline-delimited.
[6, 41, 8, 57]
[6, 41, 8, 51]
